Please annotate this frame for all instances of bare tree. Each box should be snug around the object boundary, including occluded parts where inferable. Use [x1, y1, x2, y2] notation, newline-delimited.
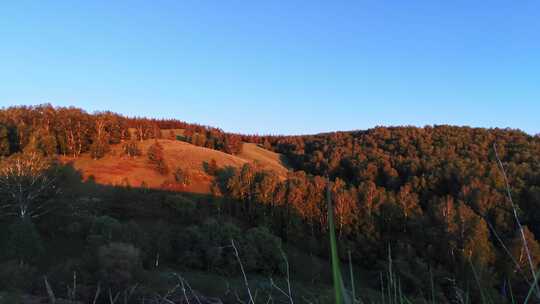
[0, 152, 59, 219]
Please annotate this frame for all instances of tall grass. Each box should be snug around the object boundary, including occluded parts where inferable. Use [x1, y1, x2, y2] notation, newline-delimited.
[327, 180, 347, 304]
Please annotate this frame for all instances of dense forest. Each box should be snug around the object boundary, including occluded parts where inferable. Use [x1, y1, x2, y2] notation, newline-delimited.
[0, 104, 244, 158]
[1, 104, 540, 303]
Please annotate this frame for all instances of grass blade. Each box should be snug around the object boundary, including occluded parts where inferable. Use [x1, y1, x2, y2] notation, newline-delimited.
[327, 180, 347, 304]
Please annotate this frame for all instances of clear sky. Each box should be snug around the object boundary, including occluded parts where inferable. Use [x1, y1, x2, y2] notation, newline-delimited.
[1, 1, 539, 135]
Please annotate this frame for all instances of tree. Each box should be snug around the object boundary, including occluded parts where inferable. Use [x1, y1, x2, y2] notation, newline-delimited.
[0, 124, 10, 156]
[147, 141, 169, 175]
[23, 128, 57, 156]
[173, 167, 191, 185]
[332, 179, 357, 236]
[0, 153, 59, 219]
[89, 136, 110, 159]
[90, 215, 122, 243]
[6, 218, 44, 266]
[241, 227, 284, 274]
[144, 220, 172, 268]
[98, 242, 142, 290]
[122, 139, 141, 157]
[206, 158, 219, 175]
[164, 194, 196, 220]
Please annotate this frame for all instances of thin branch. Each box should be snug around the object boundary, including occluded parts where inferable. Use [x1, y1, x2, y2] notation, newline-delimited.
[92, 282, 102, 304]
[231, 239, 255, 304]
[494, 143, 539, 297]
[43, 276, 56, 304]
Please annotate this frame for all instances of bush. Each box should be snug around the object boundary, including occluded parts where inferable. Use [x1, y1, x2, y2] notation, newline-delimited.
[204, 159, 219, 176]
[173, 167, 190, 185]
[0, 292, 23, 304]
[176, 219, 241, 273]
[144, 221, 173, 268]
[89, 215, 122, 243]
[164, 195, 196, 220]
[147, 142, 169, 175]
[89, 138, 110, 159]
[46, 258, 91, 298]
[98, 242, 142, 290]
[6, 219, 43, 265]
[0, 260, 37, 291]
[122, 140, 141, 157]
[242, 227, 284, 274]
[118, 220, 147, 249]
[174, 219, 284, 275]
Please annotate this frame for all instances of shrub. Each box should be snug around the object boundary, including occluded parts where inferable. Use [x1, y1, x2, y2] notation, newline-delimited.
[118, 220, 146, 249]
[0, 124, 10, 157]
[89, 137, 110, 159]
[147, 141, 169, 175]
[89, 215, 122, 243]
[122, 140, 141, 157]
[176, 219, 241, 273]
[164, 195, 196, 219]
[6, 219, 43, 265]
[242, 227, 284, 274]
[173, 167, 190, 185]
[204, 159, 219, 176]
[0, 260, 37, 291]
[174, 220, 284, 275]
[97, 242, 142, 290]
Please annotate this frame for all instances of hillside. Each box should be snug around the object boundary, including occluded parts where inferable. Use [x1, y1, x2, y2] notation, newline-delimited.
[237, 142, 290, 175]
[3, 105, 540, 303]
[64, 139, 289, 194]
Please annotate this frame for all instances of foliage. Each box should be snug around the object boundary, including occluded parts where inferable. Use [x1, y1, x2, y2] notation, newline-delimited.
[97, 242, 143, 290]
[122, 139, 142, 157]
[0, 152, 59, 219]
[0, 124, 10, 157]
[173, 167, 190, 185]
[0, 104, 243, 156]
[1, 105, 540, 302]
[164, 194, 197, 220]
[175, 219, 284, 275]
[205, 158, 219, 175]
[90, 215, 122, 243]
[147, 141, 169, 175]
[0, 260, 37, 291]
[5, 219, 43, 265]
[241, 227, 284, 275]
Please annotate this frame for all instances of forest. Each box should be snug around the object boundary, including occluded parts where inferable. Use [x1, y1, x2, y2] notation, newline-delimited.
[1, 104, 540, 304]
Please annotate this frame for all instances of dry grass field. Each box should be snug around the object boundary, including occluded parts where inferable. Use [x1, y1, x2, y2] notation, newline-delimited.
[62, 138, 289, 194]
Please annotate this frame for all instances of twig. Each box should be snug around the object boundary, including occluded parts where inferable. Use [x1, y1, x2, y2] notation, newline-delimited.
[92, 282, 102, 304]
[108, 288, 120, 304]
[180, 277, 191, 304]
[43, 276, 56, 304]
[231, 239, 255, 304]
[178, 275, 202, 304]
[494, 143, 539, 297]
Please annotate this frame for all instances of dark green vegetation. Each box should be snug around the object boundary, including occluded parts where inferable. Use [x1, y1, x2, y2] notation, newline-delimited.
[1, 104, 540, 303]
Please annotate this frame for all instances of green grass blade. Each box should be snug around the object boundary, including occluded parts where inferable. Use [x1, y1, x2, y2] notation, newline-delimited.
[348, 250, 356, 303]
[430, 267, 435, 304]
[327, 180, 347, 304]
[524, 268, 540, 304]
[507, 279, 515, 304]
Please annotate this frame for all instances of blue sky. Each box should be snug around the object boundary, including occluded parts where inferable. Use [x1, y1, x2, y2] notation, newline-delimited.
[1, 1, 539, 135]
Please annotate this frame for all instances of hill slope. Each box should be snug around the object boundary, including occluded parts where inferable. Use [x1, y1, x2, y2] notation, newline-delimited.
[65, 139, 289, 194]
[237, 143, 290, 176]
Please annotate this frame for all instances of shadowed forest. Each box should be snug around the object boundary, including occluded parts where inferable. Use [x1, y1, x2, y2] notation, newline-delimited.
[1, 104, 540, 303]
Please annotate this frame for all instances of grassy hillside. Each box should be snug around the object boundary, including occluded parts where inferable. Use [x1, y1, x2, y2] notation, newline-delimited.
[238, 143, 290, 176]
[64, 139, 289, 194]
[2, 105, 540, 303]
